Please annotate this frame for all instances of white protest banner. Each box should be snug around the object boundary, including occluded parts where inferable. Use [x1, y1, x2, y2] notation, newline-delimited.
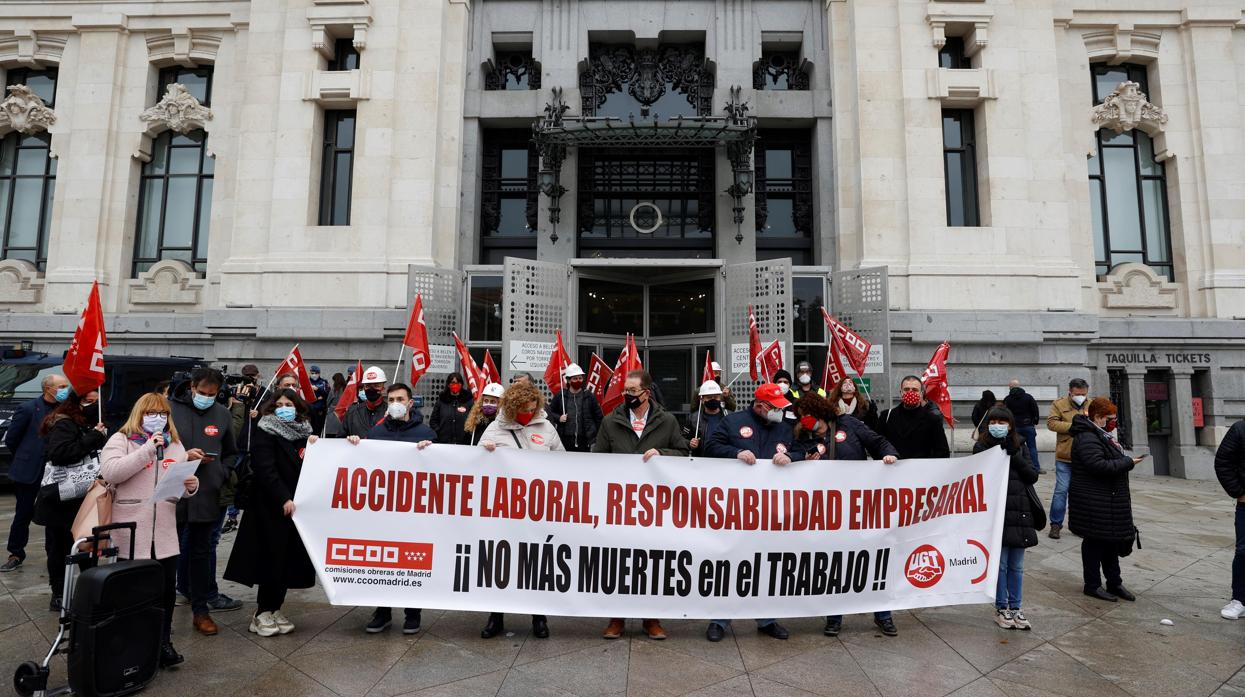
[293, 441, 1008, 618]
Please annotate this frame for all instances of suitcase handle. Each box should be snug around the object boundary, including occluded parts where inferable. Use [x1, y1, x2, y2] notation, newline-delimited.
[90, 522, 138, 560]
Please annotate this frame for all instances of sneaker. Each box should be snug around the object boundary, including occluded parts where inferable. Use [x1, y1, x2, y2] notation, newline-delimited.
[994, 608, 1015, 629]
[208, 594, 244, 612]
[1011, 609, 1031, 630]
[874, 616, 898, 636]
[0, 556, 22, 572]
[249, 612, 279, 637]
[365, 610, 392, 633]
[271, 610, 295, 635]
[1221, 600, 1245, 620]
[402, 610, 421, 635]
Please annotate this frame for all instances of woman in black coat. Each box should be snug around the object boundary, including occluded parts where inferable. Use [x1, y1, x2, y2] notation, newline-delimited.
[972, 406, 1038, 630]
[224, 389, 317, 637]
[1069, 397, 1143, 603]
[430, 372, 474, 445]
[38, 389, 106, 608]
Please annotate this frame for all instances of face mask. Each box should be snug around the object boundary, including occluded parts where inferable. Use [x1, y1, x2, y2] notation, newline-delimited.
[515, 411, 535, 426]
[798, 374, 811, 385]
[624, 394, 644, 411]
[568, 379, 584, 390]
[192, 392, 215, 410]
[81, 401, 96, 410]
[987, 424, 1010, 439]
[765, 408, 785, 424]
[1105, 418, 1118, 433]
[1071, 394, 1087, 407]
[704, 399, 721, 411]
[55, 386, 70, 403]
[901, 391, 922, 408]
[310, 373, 320, 380]
[777, 383, 790, 394]
[364, 388, 383, 402]
[274, 406, 297, 422]
[481, 404, 498, 417]
[142, 414, 166, 433]
[358, 389, 367, 401]
[449, 383, 462, 395]
[386, 402, 408, 420]
[799, 415, 819, 431]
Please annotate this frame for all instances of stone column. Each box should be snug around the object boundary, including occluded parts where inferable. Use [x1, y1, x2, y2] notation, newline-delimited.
[1124, 366, 1152, 474]
[1169, 367, 1212, 480]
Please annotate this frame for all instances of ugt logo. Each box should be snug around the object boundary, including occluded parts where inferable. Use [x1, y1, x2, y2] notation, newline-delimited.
[904, 544, 945, 589]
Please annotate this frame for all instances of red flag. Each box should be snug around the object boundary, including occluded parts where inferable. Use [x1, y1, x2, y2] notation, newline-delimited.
[403, 295, 431, 388]
[276, 345, 317, 403]
[628, 333, 644, 373]
[700, 350, 715, 386]
[747, 305, 763, 381]
[586, 353, 613, 404]
[334, 361, 362, 421]
[821, 309, 872, 376]
[921, 341, 954, 427]
[602, 333, 642, 412]
[481, 349, 501, 386]
[759, 339, 783, 383]
[821, 335, 848, 393]
[543, 331, 573, 394]
[63, 281, 109, 395]
[452, 333, 487, 398]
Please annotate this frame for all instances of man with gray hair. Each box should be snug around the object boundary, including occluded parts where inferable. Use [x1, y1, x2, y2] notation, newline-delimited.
[1, 373, 69, 572]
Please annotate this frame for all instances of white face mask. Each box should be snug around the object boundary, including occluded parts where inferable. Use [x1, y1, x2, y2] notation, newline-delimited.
[797, 374, 811, 385]
[386, 402, 409, 420]
[1071, 394, 1087, 407]
[765, 408, 784, 424]
[777, 383, 790, 394]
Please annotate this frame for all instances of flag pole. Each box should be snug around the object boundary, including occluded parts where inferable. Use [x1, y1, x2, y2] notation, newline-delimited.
[690, 399, 704, 458]
[392, 344, 405, 387]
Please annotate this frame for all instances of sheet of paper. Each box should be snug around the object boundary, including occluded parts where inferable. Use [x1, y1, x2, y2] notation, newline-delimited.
[147, 460, 201, 504]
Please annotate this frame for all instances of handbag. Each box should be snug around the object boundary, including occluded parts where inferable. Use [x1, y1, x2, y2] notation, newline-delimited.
[1117, 526, 1142, 557]
[1025, 484, 1047, 531]
[39, 452, 101, 501]
[71, 479, 116, 550]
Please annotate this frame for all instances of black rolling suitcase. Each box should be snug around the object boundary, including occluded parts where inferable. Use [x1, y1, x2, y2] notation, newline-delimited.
[14, 522, 164, 697]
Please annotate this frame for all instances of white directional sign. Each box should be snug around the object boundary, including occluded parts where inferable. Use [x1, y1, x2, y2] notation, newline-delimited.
[507, 340, 556, 373]
[729, 342, 789, 376]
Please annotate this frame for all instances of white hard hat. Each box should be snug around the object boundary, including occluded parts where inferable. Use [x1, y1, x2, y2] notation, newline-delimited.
[710, 361, 722, 372]
[564, 363, 585, 378]
[361, 366, 387, 383]
[699, 380, 723, 397]
[482, 382, 505, 398]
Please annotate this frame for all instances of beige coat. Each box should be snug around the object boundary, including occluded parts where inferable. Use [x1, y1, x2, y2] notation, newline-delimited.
[480, 411, 565, 451]
[1047, 396, 1088, 463]
[100, 432, 192, 560]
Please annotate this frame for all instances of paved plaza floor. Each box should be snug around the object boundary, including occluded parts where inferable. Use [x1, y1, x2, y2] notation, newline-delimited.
[0, 472, 1243, 696]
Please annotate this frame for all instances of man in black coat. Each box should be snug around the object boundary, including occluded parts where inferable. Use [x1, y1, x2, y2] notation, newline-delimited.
[546, 363, 603, 452]
[1215, 419, 1245, 620]
[346, 383, 431, 634]
[169, 367, 243, 635]
[877, 375, 950, 461]
[343, 366, 389, 438]
[1004, 379, 1043, 474]
[1, 373, 68, 572]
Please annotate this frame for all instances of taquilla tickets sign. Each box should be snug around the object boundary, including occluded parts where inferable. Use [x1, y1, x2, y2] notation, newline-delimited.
[292, 441, 1009, 618]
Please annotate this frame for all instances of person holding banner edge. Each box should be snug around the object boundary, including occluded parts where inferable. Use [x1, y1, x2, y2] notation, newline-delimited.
[702, 382, 799, 642]
[593, 370, 687, 641]
[478, 380, 562, 639]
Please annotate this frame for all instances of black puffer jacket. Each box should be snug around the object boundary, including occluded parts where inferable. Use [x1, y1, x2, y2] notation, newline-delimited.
[794, 415, 897, 462]
[1068, 414, 1135, 541]
[973, 439, 1039, 548]
[1214, 420, 1245, 499]
[430, 392, 474, 445]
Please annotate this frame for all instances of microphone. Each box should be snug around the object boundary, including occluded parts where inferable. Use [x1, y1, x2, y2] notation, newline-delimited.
[155, 433, 164, 462]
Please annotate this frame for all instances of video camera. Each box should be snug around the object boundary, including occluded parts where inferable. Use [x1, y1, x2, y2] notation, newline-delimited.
[221, 373, 260, 405]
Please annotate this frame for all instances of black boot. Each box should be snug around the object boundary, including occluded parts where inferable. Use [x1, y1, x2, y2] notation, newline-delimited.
[531, 615, 549, 639]
[159, 642, 184, 669]
[481, 612, 504, 639]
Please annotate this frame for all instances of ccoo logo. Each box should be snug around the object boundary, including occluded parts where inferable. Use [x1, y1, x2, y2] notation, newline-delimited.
[904, 544, 945, 589]
[326, 537, 433, 571]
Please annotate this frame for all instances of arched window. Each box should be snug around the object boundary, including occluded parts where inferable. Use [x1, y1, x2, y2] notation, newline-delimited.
[1088, 63, 1172, 280]
[0, 68, 58, 270]
[134, 66, 213, 274]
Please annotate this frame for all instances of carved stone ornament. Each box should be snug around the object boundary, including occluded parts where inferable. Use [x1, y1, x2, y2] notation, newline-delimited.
[128, 259, 205, 307]
[0, 259, 45, 305]
[140, 83, 212, 136]
[0, 84, 56, 135]
[1091, 81, 1168, 136]
[1098, 262, 1179, 314]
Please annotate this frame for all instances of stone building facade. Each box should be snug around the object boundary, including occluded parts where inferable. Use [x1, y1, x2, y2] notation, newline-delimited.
[0, 0, 1242, 479]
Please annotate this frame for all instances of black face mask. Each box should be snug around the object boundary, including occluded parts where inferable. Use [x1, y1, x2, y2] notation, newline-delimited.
[704, 399, 721, 411]
[623, 394, 644, 411]
[364, 388, 382, 402]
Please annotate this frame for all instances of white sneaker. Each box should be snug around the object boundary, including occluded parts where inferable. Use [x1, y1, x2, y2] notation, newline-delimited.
[1011, 609, 1031, 630]
[994, 608, 1015, 629]
[249, 612, 279, 637]
[271, 610, 295, 634]
[1221, 600, 1245, 620]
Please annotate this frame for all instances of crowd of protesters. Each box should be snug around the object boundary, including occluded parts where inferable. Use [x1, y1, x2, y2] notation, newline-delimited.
[4, 357, 1244, 675]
